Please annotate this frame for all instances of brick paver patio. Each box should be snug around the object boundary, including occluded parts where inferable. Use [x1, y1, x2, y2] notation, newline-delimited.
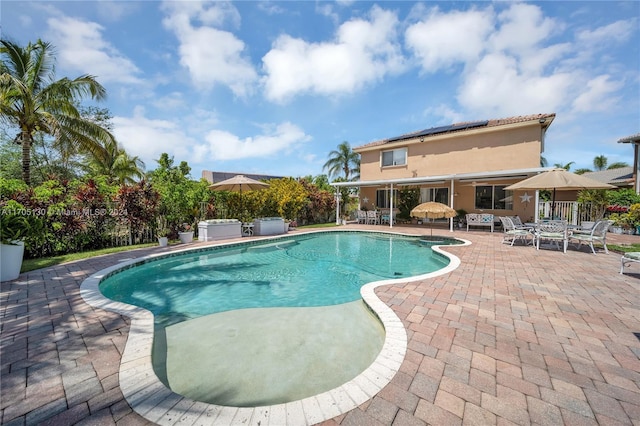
[2, 226, 639, 425]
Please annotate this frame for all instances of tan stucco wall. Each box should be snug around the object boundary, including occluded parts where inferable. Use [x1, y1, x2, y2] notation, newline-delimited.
[355, 122, 546, 218]
[358, 123, 543, 180]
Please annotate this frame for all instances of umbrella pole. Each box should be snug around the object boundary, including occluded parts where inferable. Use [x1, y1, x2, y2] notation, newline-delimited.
[551, 188, 556, 219]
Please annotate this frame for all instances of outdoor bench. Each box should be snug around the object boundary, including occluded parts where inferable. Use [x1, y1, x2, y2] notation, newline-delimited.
[466, 213, 495, 232]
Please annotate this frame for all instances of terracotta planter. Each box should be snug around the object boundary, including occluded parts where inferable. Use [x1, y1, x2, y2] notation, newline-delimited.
[1, 241, 25, 282]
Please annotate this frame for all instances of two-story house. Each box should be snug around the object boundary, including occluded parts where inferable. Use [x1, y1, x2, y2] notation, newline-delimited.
[331, 113, 556, 228]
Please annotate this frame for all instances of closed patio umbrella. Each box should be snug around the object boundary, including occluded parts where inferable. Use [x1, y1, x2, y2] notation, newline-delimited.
[504, 168, 614, 218]
[410, 201, 457, 236]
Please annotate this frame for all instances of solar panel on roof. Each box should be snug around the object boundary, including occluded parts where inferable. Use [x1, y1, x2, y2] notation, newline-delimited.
[387, 120, 489, 143]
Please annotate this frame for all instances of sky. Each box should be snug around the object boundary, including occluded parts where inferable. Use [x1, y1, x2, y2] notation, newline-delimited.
[3, 1, 640, 181]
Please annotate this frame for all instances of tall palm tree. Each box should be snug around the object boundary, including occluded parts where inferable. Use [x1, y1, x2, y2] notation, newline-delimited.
[593, 155, 607, 171]
[0, 39, 114, 185]
[607, 161, 629, 169]
[323, 141, 360, 181]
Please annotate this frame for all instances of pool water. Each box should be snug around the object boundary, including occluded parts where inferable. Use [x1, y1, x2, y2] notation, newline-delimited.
[98, 231, 461, 408]
[100, 232, 455, 325]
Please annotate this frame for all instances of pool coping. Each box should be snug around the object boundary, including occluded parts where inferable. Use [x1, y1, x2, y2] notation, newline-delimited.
[79, 229, 470, 425]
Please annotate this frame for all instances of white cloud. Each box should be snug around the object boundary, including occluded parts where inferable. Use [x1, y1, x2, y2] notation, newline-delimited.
[112, 107, 195, 165]
[572, 75, 624, 112]
[489, 3, 561, 54]
[405, 7, 493, 72]
[161, 1, 256, 96]
[262, 5, 405, 102]
[46, 16, 142, 84]
[201, 122, 311, 160]
[577, 19, 636, 46]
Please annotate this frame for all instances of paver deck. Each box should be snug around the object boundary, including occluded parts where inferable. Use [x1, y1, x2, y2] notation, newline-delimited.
[2, 225, 639, 425]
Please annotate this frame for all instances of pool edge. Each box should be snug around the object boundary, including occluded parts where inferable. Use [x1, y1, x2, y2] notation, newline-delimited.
[79, 230, 470, 425]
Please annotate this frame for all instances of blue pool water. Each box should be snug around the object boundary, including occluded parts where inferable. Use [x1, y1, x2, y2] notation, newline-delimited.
[100, 231, 459, 325]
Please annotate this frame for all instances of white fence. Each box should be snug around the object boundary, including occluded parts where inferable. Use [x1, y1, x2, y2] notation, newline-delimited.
[537, 201, 603, 225]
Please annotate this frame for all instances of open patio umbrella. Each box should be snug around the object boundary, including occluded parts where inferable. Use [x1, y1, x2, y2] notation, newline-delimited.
[210, 175, 269, 217]
[504, 168, 614, 218]
[410, 201, 457, 236]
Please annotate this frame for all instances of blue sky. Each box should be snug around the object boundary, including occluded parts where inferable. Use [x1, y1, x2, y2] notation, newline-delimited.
[3, 1, 639, 180]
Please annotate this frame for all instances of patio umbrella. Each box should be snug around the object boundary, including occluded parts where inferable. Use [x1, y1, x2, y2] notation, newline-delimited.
[210, 175, 269, 217]
[410, 201, 457, 236]
[504, 168, 614, 217]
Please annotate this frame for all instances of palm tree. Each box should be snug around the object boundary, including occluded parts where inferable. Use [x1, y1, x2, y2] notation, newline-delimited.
[323, 141, 360, 181]
[607, 161, 629, 169]
[89, 140, 145, 184]
[0, 39, 114, 185]
[554, 161, 574, 171]
[573, 168, 592, 175]
[593, 155, 607, 171]
[540, 155, 548, 167]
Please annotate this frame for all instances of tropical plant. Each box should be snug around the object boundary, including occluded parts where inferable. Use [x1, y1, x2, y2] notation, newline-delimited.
[607, 161, 629, 169]
[89, 140, 145, 184]
[593, 155, 607, 171]
[0, 38, 115, 185]
[573, 168, 592, 175]
[323, 141, 360, 181]
[397, 187, 420, 220]
[0, 201, 32, 244]
[554, 161, 574, 171]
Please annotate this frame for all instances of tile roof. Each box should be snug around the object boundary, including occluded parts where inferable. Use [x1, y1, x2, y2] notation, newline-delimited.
[582, 166, 634, 186]
[355, 113, 556, 150]
[617, 133, 640, 143]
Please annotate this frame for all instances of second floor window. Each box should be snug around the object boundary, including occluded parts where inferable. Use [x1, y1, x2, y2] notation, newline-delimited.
[381, 148, 407, 167]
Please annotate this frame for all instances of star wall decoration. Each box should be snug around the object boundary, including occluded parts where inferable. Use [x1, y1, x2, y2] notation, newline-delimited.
[519, 192, 532, 203]
[362, 197, 369, 204]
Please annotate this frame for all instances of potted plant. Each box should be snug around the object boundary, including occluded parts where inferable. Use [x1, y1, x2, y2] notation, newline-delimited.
[178, 222, 194, 243]
[0, 212, 31, 282]
[156, 216, 170, 247]
[455, 209, 468, 229]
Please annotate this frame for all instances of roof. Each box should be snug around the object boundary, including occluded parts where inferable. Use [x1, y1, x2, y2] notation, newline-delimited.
[355, 113, 556, 150]
[617, 133, 640, 144]
[201, 170, 284, 184]
[581, 167, 634, 187]
[330, 166, 554, 188]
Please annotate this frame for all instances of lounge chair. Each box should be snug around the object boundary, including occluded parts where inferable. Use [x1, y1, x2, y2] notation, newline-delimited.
[620, 252, 640, 273]
[569, 219, 613, 254]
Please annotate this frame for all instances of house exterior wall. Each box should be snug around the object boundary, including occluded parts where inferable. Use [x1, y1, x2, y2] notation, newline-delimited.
[355, 119, 548, 221]
[358, 123, 543, 181]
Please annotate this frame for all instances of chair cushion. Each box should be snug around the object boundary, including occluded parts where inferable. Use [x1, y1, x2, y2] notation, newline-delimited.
[623, 252, 640, 260]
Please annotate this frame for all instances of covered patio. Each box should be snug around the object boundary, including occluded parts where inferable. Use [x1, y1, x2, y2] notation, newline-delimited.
[1, 226, 639, 425]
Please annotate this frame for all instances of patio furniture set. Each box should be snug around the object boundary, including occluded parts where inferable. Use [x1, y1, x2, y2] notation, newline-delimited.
[497, 217, 614, 255]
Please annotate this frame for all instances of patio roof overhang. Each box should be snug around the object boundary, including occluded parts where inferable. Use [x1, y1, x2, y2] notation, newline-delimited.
[330, 167, 555, 188]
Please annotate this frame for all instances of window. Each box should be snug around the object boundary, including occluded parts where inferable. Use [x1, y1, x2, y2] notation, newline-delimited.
[420, 187, 449, 204]
[475, 185, 513, 210]
[381, 148, 407, 167]
[376, 189, 398, 208]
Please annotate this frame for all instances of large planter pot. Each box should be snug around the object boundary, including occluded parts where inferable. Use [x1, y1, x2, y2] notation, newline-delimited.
[178, 231, 194, 244]
[1, 241, 25, 282]
[158, 237, 168, 247]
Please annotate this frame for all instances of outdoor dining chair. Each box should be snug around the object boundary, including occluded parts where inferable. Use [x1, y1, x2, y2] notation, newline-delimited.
[534, 220, 569, 253]
[498, 216, 533, 246]
[569, 219, 613, 254]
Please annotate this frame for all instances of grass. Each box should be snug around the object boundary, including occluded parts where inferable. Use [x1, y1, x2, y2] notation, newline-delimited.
[21, 243, 157, 273]
[608, 243, 640, 253]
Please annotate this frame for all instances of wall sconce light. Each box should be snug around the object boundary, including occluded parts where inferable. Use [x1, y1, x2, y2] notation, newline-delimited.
[420, 137, 425, 142]
[454, 192, 459, 197]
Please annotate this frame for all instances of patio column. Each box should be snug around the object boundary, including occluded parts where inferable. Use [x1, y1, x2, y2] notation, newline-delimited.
[449, 179, 454, 232]
[389, 183, 394, 228]
[335, 190, 340, 225]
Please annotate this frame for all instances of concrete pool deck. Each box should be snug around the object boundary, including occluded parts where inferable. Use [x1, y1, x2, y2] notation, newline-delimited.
[2, 225, 640, 425]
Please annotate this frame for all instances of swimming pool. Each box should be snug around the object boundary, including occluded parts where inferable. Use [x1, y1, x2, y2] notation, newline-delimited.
[99, 232, 458, 326]
[82, 230, 466, 424]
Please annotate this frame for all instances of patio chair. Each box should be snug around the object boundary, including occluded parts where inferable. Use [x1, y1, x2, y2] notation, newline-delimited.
[534, 220, 569, 253]
[499, 216, 533, 246]
[366, 210, 379, 225]
[620, 252, 640, 273]
[357, 210, 367, 224]
[569, 219, 613, 254]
